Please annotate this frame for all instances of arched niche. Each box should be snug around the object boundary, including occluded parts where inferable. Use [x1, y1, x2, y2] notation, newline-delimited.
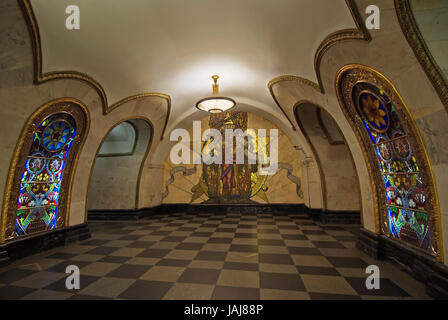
[336, 64, 443, 261]
[1, 98, 90, 242]
[294, 102, 361, 214]
[87, 119, 153, 211]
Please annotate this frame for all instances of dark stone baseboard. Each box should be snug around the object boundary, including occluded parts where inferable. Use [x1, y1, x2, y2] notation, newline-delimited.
[89, 204, 311, 219]
[155, 204, 312, 216]
[309, 209, 361, 224]
[357, 228, 448, 299]
[1, 223, 91, 265]
[356, 228, 380, 260]
[0, 246, 9, 268]
[88, 209, 147, 220]
[88, 204, 361, 223]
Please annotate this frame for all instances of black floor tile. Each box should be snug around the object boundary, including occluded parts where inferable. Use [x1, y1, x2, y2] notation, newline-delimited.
[178, 268, 220, 285]
[44, 275, 100, 292]
[45, 253, 78, 260]
[296, 266, 340, 276]
[106, 264, 151, 279]
[260, 272, 306, 291]
[126, 241, 157, 248]
[212, 286, 260, 300]
[309, 292, 361, 300]
[118, 280, 173, 300]
[327, 257, 369, 268]
[288, 247, 322, 256]
[156, 259, 191, 267]
[0, 268, 37, 284]
[195, 251, 227, 261]
[312, 241, 345, 249]
[223, 262, 259, 271]
[229, 244, 258, 253]
[258, 239, 285, 246]
[0, 285, 36, 299]
[86, 246, 119, 255]
[176, 243, 204, 251]
[208, 238, 233, 244]
[98, 256, 131, 264]
[345, 277, 410, 297]
[45, 260, 91, 273]
[259, 253, 294, 265]
[137, 249, 171, 258]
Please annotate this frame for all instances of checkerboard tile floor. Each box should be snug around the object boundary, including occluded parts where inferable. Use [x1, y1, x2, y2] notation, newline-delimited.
[0, 212, 430, 300]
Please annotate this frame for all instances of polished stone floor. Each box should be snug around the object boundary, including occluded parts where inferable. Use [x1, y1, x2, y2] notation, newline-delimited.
[0, 212, 430, 300]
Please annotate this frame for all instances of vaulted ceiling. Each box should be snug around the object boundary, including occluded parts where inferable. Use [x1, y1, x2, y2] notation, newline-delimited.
[31, 0, 358, 129]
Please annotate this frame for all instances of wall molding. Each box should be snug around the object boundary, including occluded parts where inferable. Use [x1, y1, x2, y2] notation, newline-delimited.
[394, 0, 448, 112]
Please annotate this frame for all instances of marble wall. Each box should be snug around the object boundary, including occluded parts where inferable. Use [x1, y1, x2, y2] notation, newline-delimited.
[412, 0, 448, 78]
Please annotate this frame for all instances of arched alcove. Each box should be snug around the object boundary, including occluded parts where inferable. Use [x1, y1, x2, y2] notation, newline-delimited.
[87, 119, 153, 212]
[1, 98, 90, 242]
[294, 102, 361, 216]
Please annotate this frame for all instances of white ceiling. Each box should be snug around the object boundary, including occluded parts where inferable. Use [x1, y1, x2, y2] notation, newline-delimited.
[32, 0, 356, 129]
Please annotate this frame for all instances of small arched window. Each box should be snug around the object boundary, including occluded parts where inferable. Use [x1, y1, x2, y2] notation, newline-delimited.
[98, 121, 137, 157]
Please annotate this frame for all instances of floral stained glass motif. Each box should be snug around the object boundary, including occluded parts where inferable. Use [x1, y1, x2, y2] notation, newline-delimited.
[352, 82, 430, 250]
[15, 114, 77, 237]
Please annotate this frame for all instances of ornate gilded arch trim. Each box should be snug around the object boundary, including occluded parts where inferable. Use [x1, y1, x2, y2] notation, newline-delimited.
[1, 98, 90, 243]
[336, 64, 443, 262]
[268, 0, 371, 131]
[19, 0, 171, 140]
[268, 76, 320, 131]
[84, 116, 155, 221]
[395, 0, 448, 112]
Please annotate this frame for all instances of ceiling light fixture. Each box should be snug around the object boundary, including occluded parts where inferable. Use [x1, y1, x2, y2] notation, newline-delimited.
[195, 75, 236, 113]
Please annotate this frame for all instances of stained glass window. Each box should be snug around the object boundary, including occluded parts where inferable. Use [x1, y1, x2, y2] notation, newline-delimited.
[352, 82, 430, 250]
[15, 113, 77, 237]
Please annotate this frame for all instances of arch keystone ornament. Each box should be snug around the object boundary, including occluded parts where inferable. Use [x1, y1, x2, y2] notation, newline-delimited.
[1, 98, 90, 243]
[336, 64, 443, 262]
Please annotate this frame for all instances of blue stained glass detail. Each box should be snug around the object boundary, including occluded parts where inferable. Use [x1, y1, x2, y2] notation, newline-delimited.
[353, 82, 430, 250]
[15, 114, 76, 237]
